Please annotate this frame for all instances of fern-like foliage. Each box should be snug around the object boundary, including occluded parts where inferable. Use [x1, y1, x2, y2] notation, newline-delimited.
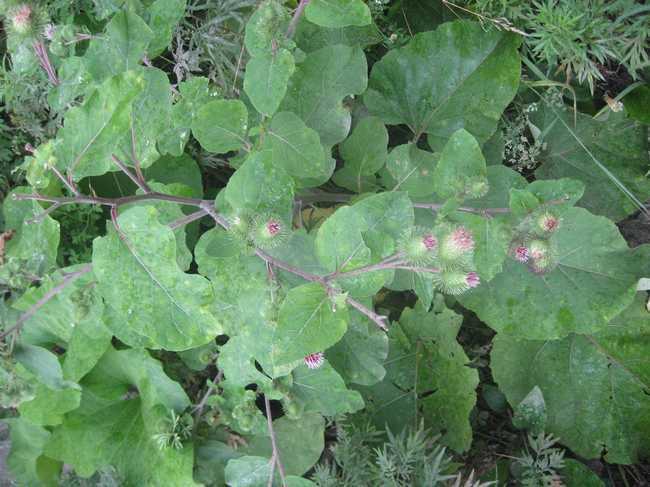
[453, 0, 650, 92]
[311, 421, 491, 487]
[172, 0, 257, 91]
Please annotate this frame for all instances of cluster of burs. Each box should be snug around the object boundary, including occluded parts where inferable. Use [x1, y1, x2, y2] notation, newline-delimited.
[510, 211, 561, 274]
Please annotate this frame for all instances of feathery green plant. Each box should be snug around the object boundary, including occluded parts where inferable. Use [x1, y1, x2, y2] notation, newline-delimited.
[452, 0, 650, 92]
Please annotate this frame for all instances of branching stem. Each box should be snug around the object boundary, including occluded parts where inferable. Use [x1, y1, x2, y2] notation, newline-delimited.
[168, 209, 208, 230]
[0, 264, 92, 340]
[264, 395, 287, 486]
[111, 155, 150, 194]
[130, 126, 151, 193]
[286, 0, 310, 38]
[193, 370, 223, 421]
[16, 168, 557, 334]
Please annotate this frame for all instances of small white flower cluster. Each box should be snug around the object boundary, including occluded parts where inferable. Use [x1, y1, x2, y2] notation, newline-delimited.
[503, 110, 544, 173]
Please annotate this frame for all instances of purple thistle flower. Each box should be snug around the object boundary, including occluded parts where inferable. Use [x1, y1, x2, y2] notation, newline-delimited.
[466, 272, 480, 288]
[539, 213, 560, 233]
[266, 219, 281, 237]
[451, 227, 474, 253]
[514, 246, 530, 263]
[422, 233, 437, 251]
[304, 352, 324, 369]
[12, 5, 32, 30]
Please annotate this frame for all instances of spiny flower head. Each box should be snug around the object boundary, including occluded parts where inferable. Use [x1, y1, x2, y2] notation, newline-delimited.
[12, 4, 32, 33]
[538, 212, 560, 233]
[466, 271, 480, 289]
[530, 255, 554, 274]
[433, 269, 478, 295]
[513, 245, 530, 263]
[227, 211, 252, 237]
[527, 239, 556, 274]
[304, 352, 324, 369]
[266, 219, 281, 237]
[422, 233, 437, 250]
[399, 226, 438, 264]
[528, 239, 549, 260]
[464, 176, 489, 199]
[250, 213, 288, 249]
[439, 226, 475, 264]
[451, 227, 474, 252]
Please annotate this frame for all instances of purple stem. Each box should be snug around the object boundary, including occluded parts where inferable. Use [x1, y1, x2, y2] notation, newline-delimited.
[264, 395, 287, 486]
[111, 154, 150, 194]
[286, 0, 310, 38]
[33, 41, 59, 86]
[0, 264, 92, 340]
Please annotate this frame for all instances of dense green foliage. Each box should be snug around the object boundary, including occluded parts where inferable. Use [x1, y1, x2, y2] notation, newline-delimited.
[454, 0, 650, 92]
[0, 0, 649, 486]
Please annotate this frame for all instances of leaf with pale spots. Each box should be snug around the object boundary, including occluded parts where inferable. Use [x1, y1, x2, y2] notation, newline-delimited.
[92, 205, 222, 350]
[192, 99, 249, 154]
[272, 282, 349, 365]
[459, 207, 647, 339]
[365, 21, 520, 150]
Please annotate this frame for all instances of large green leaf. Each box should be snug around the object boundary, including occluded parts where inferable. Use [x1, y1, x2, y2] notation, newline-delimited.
[328, 307, 388, 386]
[224, 456, 271, 487]
[194, 230, 291, 381]
[4, 418, 58, 486]
[364, 20, 520, 149]
[3, 187, 59, 273]
[384, 143, 438, 197]
[82, 11, 153, 82]
[145, 153, 204, 198]
[260, 111, 330, 185]
[18, 382, 81, 427]
[563, 460, 605, 487]
[244, 0, 292, 57]
[265, 230, 328, 290]
[315, 205, 374, 278]
[533, 105, 650, 220]
[291, 361, 365, 416]
[145, 0, 187, 57]
[45, 347, 197, 485]
[492, 295, 650, 464]
[333, 116, 388, 193]
[219, 335, 273, 388]
[244, 50, 295, 116]
[195, 439, 243, 486]
[10, 265, 110, 426]
[47, 56, 92, 112]
[281, 44, 367, 147]
[123, 181, 196, 271]
[159, 77, 213, 157]
[359, 299, 478, 452]
[433, 128, 488, 201]
[305, 0, 372, 28]
[223, 151, 295, 220]
[294, 18, 380, 53]
[13, 345, 74, 391]
[624, 84, 650, 125]
[115, 67, 173, 169]
[272, 282, 349, 365]
[195, 229, 274, 336]
[459, 207, 644, 339]
[12, 265, 99, 347]
[386, 0, 447, 33]
[92, 205, 222, 350]
[61, 311, 112, 383]
[54, 71, 144, 180]
[315, 192, 414, 297]
[192, 99, 249, 154]
[242, 413, 325, 476]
